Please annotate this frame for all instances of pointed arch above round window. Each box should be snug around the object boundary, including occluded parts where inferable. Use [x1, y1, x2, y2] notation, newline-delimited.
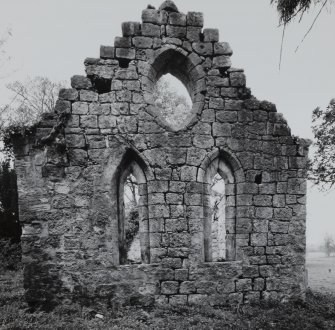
[145, 47, 206, 131]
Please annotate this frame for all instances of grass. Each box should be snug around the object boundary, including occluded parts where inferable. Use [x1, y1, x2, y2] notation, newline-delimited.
[1, 269, 335, 329]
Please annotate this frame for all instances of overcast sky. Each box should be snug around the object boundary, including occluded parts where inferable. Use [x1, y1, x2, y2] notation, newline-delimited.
[0, 0, 334, 246]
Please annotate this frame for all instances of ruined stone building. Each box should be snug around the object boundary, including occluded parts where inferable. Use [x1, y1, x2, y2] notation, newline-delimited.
[12, 1, 311, 308]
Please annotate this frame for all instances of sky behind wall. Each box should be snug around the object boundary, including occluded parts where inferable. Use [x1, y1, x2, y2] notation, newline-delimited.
[0, 0, 334, 246]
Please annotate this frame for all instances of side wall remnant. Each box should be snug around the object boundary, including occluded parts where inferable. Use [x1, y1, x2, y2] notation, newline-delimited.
[12, 1, 311, 309]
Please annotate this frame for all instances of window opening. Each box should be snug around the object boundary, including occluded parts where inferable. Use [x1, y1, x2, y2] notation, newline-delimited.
[153, 74, 192, 129]
[210, 173, 226, 262]
[122, 173, 141, 264]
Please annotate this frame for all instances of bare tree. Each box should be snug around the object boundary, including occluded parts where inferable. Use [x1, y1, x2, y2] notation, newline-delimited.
[309, 99, 335, 190]
[324, 234, 335, 257]
[271, 0, 330, 25]
[0, 76, 66, 131]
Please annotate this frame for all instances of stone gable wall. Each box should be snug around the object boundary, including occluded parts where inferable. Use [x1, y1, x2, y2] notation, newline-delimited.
[12, 0, 310, 309]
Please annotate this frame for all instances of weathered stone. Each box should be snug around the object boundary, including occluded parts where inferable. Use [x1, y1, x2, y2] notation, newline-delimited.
[54, 100, 71, 115]
[230, 72, 246, 87]
[161, 281, 179, 294]
[115, 47, 136, 59]
[80, 90, 98, 102]
[203, 28, 219, 42]
[169, 12, 186, 26]
[14, 2, 309, 312]
[59, 88, 78, 101]
[192, 42, 213, 56]
[213, 55, 232, 69]
[187, 12, 204, 26]
[166, 25, 186, 38]
[122, 22, 141, 37]
[214, 42, 233, 55]
[142, 9, 168, 24]
[71, 75, 92, 89]
[142, 23, 161, 38]
[133, 36, 153, 49]
[159, 0, 179, 12]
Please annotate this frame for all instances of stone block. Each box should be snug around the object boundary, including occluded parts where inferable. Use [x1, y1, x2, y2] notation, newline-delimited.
[255, 207, 273, 219]
[148, 181, 169, 193]
[180, 281, 196, 294]
[273, 207, 292, 220]
[175, 269, 189, 281]
[166, 25, 186, 38]
[114, 37, 131, 48]
[186, 148, 207, 166]
[207, 76, 229, 87]
[66, 134, 86, 149]
[80, 90, 98, 102]
[196, 281, 216, 294]
[213, 55, 232, 69]
[180, 166, 198, 181]
[100, 45, 115, 59]
[71, 75, 92, 89]
[168, 248, 189, 258]
[169, 295, 187, 305]
[149, 204, 170, 218]
[213, 122, 232, 137]
[203, 28, 219, 42]
[165, 193, 183, 205]
[242, 266, 259, 278]
[254, 278, 265, 291]
[169, 12, 186, 26]
[115, 48, 136, 59]
[192, 42, 213, 56]
[59, 88, 78, 101]
[193, 135, 214, 149]
[251, 233, 268, 246]
[162, 257, 182, 269]
[253, 219, 269, 233]
[142, 9, 168, 24]
[201, 109, 215, 122]
[187, 12, 204, 26]
[214, 42, 233, 55]
[54, 100, 71, 115]
[89, 103, 110, 115]
[161, 281, 179, 294]
[169, 233, 191, 248]
[80, 115, 98, 128]
[98, 115, 117, 129]
[230, 72, 246, 87]
[142, 23, 161, 37]
[253, 195, 272, 207]
[122, 22, 141, 37]
[209, 97, 224, 109]
[187, 26, 202, 42]
[132, 36, 153, 48]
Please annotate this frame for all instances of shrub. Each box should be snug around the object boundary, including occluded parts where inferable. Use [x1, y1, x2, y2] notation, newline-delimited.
[0, 239, 21, 271]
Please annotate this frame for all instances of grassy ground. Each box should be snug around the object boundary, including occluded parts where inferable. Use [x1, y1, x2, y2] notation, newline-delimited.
[1, 268, 335, 329]
[306, 251, 335, 293]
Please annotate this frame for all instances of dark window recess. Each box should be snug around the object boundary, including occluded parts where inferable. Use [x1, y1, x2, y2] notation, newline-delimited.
[91, 77, 111, 94]
[219, 68, 229, 77]
[255, 173, 262, 184]
[118, 58, 131, 68]
[199, 32, 204, 42]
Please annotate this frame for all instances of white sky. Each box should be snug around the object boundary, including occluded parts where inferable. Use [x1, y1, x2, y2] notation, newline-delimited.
[0, 0, 334, 246]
